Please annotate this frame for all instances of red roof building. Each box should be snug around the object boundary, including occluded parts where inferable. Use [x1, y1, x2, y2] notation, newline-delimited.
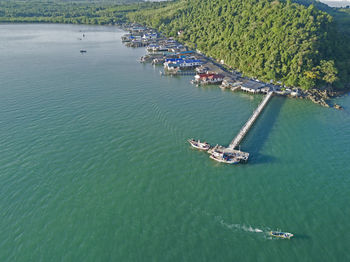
[195, 73, 225, 84]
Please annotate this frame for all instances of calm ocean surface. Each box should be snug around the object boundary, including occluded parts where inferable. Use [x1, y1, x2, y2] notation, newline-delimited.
[1, 24, 350, 262]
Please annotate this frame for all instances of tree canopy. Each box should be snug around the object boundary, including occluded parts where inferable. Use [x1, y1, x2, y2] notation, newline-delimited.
[0, 1, 146, 25]
[1, 0, 349, 89]
[128, 0, 350, 89]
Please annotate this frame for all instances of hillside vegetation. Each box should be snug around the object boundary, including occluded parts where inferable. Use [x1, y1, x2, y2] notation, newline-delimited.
[0, 1, 146, 25]
[332, 7, 350, 35]
[128, 0, 350, 89]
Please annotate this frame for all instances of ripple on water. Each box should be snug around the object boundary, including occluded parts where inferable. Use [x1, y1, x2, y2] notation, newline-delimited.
[1, 24, 350, 262]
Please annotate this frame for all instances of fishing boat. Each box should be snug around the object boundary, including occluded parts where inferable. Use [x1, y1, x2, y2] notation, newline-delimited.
[80, 49, 87, 53]
[209, 153, 240, 164]
[269, 231, 294, 239]
[188, 139, 210, 151]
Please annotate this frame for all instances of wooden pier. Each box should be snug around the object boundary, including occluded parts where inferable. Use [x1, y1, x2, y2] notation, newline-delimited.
[229, 91, 273, 149]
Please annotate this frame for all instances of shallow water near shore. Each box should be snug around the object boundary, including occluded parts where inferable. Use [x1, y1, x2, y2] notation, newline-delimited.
[1, 24, 350, 262]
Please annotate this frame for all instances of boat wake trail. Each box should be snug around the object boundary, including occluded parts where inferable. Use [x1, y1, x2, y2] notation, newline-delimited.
[215, 217, 290, 240]
[189, 207, 274, 239]
[215, 216, 264, 234]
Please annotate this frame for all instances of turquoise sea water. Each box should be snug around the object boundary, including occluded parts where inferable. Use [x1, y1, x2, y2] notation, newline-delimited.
[1, 24, 350, 262]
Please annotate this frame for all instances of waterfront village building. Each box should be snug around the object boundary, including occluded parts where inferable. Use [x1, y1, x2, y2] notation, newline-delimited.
[142, 33, 158, 40]
[196, 65, 210, 74]
[130, 26, 147, 33]
[147, 44, 169, 52]
[240, 80, 266, 93]
[125, 35, 142, 42]
[164, 59, 203, 70]
[195, 73, 225, 84]
[169, 45, 187, 53]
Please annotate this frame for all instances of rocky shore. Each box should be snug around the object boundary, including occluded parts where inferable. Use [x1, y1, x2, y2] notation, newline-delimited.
[298, 87, 349, 110]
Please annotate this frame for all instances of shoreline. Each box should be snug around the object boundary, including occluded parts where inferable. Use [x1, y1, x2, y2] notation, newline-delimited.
[3, 21, 347, 109]
[120, 23, 350, 162]
[121, 23, 349, 110]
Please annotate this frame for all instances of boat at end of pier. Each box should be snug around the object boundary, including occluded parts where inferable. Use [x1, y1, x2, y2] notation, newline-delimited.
[188, 139, 210, 151]
[208, 145, 249, 164]
[269, 231, 294, 239]
[209, 152, 240, 164]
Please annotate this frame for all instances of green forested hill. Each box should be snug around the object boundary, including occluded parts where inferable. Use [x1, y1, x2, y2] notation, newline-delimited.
[0, 1, 146, 25]
[1, 0, 349, 89]
[331, 7, 350, 35]
[128, 0, 350, 89]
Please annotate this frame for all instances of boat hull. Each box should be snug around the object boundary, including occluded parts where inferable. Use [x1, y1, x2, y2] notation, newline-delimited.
[188, 139, 210, 151]
[209, 154, 239, 164]
[269, 231, 294, 239]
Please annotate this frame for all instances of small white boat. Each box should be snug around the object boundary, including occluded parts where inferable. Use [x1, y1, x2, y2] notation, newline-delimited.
[269, 231, 294, 239]
[209, 153, 239, 164]
[188, 139, 210, 151]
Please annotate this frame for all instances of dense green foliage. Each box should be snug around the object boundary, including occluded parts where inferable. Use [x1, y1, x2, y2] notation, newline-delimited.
[128, 0, 350, 89]
[0, 1, 145, 25]
[1, 0, 349, 89]
[332, 7, 350, 35]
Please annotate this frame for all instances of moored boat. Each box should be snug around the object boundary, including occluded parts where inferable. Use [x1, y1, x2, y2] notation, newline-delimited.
[269, 231, 294, 239]
[208, 145, 249, 163]
[188, 139, 210, 151]
[209, 153, 240, 164]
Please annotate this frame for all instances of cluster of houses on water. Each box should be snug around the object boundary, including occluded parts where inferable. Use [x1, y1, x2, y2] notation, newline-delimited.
[120, 24, 311, 164]
[121, 25, 187, 51]
[121, 24, 302, 97]
[121, 26, 159, 47]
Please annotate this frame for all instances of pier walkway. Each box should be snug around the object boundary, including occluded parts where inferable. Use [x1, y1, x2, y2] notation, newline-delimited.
[229, 91, 273, 149]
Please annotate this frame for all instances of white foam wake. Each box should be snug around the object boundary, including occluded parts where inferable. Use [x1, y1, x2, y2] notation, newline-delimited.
[215, 216, 264, 234]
